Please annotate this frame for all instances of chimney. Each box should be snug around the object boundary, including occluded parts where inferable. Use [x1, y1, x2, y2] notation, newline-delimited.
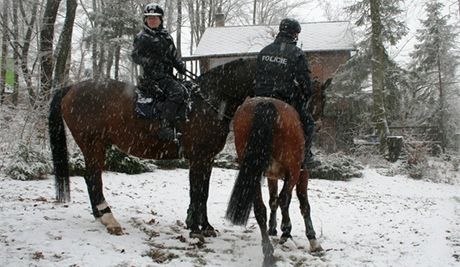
[215, 7, 225, 27]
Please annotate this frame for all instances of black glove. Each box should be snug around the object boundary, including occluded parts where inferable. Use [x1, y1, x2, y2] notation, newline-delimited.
[176, 62, 187, 75]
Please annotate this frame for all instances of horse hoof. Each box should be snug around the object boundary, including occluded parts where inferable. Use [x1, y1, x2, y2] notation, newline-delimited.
[268, 229, 277, 236]
[309, 239, 323, 253]
[262, 255, 276, 267]
[107, 225, 124, 235]
[189, 232, 205, 242]
[99, 213, 123, 235]
[279, 233, 292, 244]
[279, 237, 288, 244]
[202, 228, 217, 237]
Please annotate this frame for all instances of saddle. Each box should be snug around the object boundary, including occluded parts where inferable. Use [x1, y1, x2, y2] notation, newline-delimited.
[134, 80, 197, 120]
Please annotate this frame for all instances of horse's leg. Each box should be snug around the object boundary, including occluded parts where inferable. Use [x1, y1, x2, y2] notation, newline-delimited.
[296, 170, 322, 252]
[82, 143, 122, 235]
[278, 177, 294, 244]
[186, 158, 217, 238]
[267, 178, 278, 236]
[253, 181, 275, 267]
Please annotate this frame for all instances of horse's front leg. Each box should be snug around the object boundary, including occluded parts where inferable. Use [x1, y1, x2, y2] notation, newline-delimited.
[186, 158, 217, 238]
[296, 170, 322, 252]
[83, 149, 122, 235]
[267, 178, 279, 236]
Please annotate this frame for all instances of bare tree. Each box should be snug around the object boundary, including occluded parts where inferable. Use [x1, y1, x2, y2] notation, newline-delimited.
[11, 0, 19, 105]
[53, 0, 78, 89]
[39, 0, 62, 101]
[254, 0, 310, 25]
[370, 0, 389, 151]
[176, 0, 183, 55]
[17, 0, 40, 106]
[0, 0, 10, 105]
[165, 0, 176, 32]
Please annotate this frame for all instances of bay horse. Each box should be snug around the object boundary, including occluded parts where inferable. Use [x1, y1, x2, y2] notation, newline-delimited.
[226, 79, 331, 267]
[48, 59, 256, 237]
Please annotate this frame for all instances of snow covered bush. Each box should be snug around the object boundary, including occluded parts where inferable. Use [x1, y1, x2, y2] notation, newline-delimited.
[68, 146, 156, 175]
[5, 143, 52, 180]
[105, 146, 156, 174]
[310, 153, 363, 180]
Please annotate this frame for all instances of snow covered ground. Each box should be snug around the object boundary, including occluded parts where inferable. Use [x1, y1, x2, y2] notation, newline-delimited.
[1, 166, 459, 267]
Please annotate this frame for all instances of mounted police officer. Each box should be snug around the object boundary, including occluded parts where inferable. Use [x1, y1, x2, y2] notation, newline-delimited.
[254, 18, 319, 168]
[131, 3, 187, 141]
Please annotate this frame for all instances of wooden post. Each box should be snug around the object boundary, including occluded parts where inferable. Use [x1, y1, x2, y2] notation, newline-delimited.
[387, 136, 404, 162]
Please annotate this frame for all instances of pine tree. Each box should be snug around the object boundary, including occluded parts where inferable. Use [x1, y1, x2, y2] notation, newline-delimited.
[331, 0, 408, 150]
[409, 0, 459, 150]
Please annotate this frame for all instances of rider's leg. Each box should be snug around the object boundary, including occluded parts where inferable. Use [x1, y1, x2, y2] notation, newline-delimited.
[157, 78, 185, 141]
[297, 106, 320, 168]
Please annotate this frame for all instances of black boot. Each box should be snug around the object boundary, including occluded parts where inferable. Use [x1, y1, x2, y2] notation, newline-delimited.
[157, 98, 184, 141]
[303, 150, 321, 169]
[158, 119, 179, 141]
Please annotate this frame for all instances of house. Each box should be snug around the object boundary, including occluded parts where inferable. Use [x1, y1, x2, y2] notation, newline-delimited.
[183, 20, 356, 83]
[183, 19, 356, 153]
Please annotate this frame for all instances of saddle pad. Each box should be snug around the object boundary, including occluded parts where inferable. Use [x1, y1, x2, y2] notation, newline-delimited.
[134, 91, 162, 119]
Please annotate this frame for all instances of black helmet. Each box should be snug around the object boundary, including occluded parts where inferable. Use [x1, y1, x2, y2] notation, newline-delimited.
[279, 18, 301, 35]
[143, 3, 164, 17]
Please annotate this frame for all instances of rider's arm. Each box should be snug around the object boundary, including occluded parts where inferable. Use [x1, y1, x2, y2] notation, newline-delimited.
[131, 34, 153, 68]
[294, 52, 312, 100]
[168, 38, 186, 75]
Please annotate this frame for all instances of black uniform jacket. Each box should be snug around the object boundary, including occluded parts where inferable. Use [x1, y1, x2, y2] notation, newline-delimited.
[254, 32, 312, 104]
[132, 26, 185, 80]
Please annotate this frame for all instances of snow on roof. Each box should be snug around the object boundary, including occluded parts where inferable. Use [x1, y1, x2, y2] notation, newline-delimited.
[192, 21, 355, 58]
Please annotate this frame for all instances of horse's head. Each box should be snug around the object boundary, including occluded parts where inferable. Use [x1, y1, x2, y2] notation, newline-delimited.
[309, 78, 332, 122]
[197, 58, 256, 103]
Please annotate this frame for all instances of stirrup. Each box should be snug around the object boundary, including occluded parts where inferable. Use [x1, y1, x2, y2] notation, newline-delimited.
[303, 155, 321, 169]
[157, 120, 182, 143]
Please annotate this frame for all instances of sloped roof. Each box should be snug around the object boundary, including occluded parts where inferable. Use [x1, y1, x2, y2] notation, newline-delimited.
[189, 21, 355, 59]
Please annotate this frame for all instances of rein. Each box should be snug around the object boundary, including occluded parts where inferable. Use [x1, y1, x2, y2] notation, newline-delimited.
[184, 61, 254, 121]
[196, 90, 234, 121]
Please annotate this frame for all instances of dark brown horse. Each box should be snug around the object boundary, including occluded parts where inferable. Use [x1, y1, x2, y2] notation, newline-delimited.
[226, 79, 330, 267]
[49, 59, 256, 237]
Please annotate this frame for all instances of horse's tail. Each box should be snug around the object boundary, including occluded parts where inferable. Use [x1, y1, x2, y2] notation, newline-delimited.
[226, 101, 277, 225]
[48, 86, 72, 203]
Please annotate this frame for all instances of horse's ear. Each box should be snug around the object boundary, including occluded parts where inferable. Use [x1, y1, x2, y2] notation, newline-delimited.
[322, 78, 333, 91]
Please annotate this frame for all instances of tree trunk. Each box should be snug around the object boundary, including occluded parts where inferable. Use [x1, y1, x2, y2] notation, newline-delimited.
[177, 0, 182, 56]
[12, 0, 19, 105]
[369, 0, 389, 153]
[0, 0, 10, 105]
[53, 0, 77, 89]
[176, 0, 183, 78]
[200, 0, 206, 40]
[188, 1, 195, 55]
[253, 0, 257, 24]
[19, 0, 39, 106]
[97, 45, 105, 78]
[165, 0, 174, 32]
[91, 0, 99, 79]
[106, 49, 113, 79]
[437, 55, 446, 152]
[39, 0, 61, 102]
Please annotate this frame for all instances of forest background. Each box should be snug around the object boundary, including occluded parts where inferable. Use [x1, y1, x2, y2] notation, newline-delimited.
[0, 0, 459, 180]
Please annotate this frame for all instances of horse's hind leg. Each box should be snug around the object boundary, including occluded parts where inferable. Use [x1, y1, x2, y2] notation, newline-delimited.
[278, 177, 294, 243]
[253, 181, 275, 267]
[296, 170, 322, 252]
[82, 141, 122, 235]
[267, 178, 278, 236]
